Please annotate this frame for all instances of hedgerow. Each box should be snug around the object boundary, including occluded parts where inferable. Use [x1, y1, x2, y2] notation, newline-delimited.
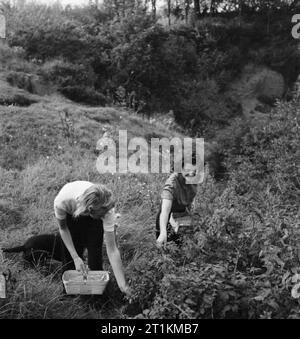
[122, 99, 300, 319]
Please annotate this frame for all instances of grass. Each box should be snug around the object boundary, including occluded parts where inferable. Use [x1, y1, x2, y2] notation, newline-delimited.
[0, 61, 185, 318]
[1, 44, 299, 319]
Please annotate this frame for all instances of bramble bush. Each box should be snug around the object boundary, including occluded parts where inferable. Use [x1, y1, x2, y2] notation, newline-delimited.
[121, 99, 300, 319]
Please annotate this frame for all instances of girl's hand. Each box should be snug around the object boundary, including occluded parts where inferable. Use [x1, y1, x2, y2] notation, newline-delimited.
[169, 214, 179, 233]
[120, 284, 132, 297]
[187, 201, 195, 214]
[156, 232, 167, 247]
[74, 257, 89, 277]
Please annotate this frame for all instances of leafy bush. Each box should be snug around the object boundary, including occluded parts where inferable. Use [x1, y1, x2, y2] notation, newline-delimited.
[0, 44, 36, 73]
[0, 44, 24, 66]
[40, 60, 106, 105]
[60, 86, 107, 106]
[41, 60, 96, 88]
[126, 99, 300, 319]
[5, 3, 299, 129]
[7, 4, 89, 61]
[0, 94, 37, 107]
[172, 79, 242, 129]
[6, 71, 49, 95]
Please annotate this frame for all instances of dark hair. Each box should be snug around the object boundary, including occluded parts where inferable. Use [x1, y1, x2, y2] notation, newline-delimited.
[170, 142, 227, 181]
[204, 142, 227, 181]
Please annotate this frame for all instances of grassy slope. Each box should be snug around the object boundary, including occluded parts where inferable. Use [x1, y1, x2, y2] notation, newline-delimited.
[0, 70, 188, 318]
[1, 53, 299, 319]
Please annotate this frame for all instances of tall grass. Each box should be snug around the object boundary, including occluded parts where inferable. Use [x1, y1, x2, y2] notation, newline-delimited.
[1, 63, 299, 317]
[0, 86, 180, 318]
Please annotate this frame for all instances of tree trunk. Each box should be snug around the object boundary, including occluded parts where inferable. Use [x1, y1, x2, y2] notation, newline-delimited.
[239, 0, 243, 26]
[185, 0, 190, 24]
[210, 0, 215, 14]
[194, 0, 200, 20]
[167, 0, 171, 26]
[151, 0, 156, 19]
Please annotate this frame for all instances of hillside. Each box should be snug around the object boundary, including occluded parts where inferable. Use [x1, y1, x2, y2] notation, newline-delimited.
[0, 66, 187, 318]
[0, 57, 300, 319]
[0, 6, 300, 317]
[3, 2, 299, 136]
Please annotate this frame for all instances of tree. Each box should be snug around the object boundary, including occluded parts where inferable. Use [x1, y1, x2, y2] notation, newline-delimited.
[16, 0, 25, 8]
[167, 0, 171, 25]
[151, 0, 156, 19]
[103, 0, 149, 18]
[185, 0, 191, 23]
[194, 0, 200, 19]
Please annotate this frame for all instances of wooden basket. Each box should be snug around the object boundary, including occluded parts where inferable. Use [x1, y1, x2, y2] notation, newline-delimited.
[62, 270, 109, 295]
[172, 212, 194, 227]
[0, 274, 6, 299]
[175, 216, 194, 227]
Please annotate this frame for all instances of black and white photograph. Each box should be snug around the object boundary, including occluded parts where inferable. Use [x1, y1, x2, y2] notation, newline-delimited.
[0, 0, 299, 323]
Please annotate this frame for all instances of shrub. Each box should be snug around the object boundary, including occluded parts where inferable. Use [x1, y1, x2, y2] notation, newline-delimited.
[60, 86, 107, 106]
[0, 44, 36, 73]
[5, 3, 299, 130]
[0, 94, 37, 107]
[40, 60, 106, 105]
[8, 5, 89, 61]
[172, 79, 242, 130]
[41, 59, 96, 88]
[6, 71, 49, 95]
[126, 99, 300, 319]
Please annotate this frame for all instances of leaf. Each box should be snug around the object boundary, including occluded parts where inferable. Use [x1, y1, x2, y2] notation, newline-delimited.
[143, 309, 150, 315]
[222, 305, 233, 316]
[267, 300, 280, 310]
[185, 298, 196, 306]
[291, 274, 300, 284]
[282, 271, 291, 285]
[291, 283, 300, 299]
[253, 289, 271, 301]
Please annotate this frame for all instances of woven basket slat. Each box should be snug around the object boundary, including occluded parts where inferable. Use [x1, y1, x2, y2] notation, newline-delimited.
[62, 270, 109, 295]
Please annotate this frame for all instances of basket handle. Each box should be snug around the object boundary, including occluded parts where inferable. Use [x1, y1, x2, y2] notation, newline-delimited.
[83, 273, 88, 284]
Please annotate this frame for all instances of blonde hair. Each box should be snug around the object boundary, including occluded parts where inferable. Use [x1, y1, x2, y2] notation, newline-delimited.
[74, 184, 115, 218]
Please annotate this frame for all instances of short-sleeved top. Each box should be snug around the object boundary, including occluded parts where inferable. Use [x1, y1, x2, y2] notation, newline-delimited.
[161, 173, 197, 212]
[54, 181, 115, 232]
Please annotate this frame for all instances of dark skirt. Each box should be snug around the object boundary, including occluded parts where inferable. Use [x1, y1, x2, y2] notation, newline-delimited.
[61, 214, 104, 273]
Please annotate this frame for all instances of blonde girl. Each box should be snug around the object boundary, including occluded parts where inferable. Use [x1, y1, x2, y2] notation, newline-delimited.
[54, 181, 130, 295]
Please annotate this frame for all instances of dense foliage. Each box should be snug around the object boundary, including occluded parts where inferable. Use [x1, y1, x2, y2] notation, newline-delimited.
[126, 99, 300, 319]
[0, 74, 299, 317]
[1, 0, 299, 130]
